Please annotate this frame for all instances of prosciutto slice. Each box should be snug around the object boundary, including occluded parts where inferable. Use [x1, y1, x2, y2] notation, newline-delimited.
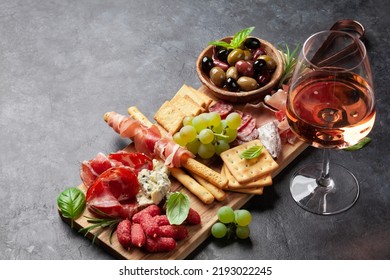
[80, 151, 153, 188]
[105, 112, 194, 167]
[80, 152, 122, 188]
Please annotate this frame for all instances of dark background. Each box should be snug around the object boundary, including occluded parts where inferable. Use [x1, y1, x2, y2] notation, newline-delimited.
[0, 0, 389, 260]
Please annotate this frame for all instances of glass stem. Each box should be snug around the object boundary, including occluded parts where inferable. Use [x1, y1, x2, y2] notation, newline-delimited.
[317, 149, 331, 187]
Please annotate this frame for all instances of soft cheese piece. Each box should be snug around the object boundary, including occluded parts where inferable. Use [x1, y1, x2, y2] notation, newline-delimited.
[137, 159, 171, 206]
[257, 121, 282, 159]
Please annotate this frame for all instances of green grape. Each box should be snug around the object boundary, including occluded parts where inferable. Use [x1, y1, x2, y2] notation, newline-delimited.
[192, 115, 208, 133]
[198, 128, 214, 144]
[221, 119, 228, 128]
[180, 125, 197, 143]
[211, 222, 227, 238]
[173, 132, 187, 146]
[215, 140, 230, 155]
[234, 209, 252, 226]
[183, 116, 193, 126]
[217, 206, 235, 224]
[225, 128, 238, 143]
[198, 143, 215, 159]
[225, 112, 242, 129]
[206, 112, 221, 129]
[212, 122, 223, 134]
[187, 138, 201, 155]
[236, 225, 250, 239]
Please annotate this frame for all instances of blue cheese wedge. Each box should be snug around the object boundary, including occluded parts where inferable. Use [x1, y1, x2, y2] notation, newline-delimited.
[137, 159, 171, 206]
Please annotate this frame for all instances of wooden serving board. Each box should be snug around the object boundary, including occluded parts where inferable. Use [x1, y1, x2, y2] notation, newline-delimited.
[59, 85, 308, 260]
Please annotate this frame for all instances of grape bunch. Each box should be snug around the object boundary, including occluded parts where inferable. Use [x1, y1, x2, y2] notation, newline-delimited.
[173, 112, 242, 159]
[211, 206, 252, 239]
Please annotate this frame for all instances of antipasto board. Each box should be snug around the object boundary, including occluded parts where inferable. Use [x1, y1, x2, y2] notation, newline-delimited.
[59, 85, 308, 260]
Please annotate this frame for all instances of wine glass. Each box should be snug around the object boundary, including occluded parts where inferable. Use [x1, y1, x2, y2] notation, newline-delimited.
[286, 30, 376, 215]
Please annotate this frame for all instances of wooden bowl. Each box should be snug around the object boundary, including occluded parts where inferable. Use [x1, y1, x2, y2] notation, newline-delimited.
[196, 36, 284, 103]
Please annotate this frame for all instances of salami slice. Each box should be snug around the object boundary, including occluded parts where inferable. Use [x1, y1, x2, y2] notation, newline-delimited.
[238, 117, 256, 138]
[237, 111, 252, 131]
[237, 126, 259, 142]
[208, 101, 233, 118]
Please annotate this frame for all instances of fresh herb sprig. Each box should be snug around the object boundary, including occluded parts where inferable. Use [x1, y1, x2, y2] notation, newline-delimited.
[209, 27, 255, 50]
[240, 145, 263, 159]
[166, 192, 190, 225]
[278, 43, 301, 87]
[57, 187, 86, 228]
[79, 208, 122, 244]
[343, 137, 372, 151]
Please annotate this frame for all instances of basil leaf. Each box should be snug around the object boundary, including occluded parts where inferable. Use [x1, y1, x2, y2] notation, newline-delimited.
[166, 192, 190, 225]
[57, 187, 86, 228]
[230, 26, 255, 49]
[240, 145, 263, 159]
[208, 40, 232, 49]
[344, 137, 372, 151]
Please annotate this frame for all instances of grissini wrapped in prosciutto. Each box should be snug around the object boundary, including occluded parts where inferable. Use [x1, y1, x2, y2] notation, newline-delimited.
[105, 110, 228, 189]
[104, 111, 194, 168]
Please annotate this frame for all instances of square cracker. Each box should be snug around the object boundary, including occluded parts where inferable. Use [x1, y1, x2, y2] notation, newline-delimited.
[221, 164, 272, 189]
[175, 84, 214, 109]
[171, 94, 204, 116]
[187, 85, 213, 108]
[154, 100, 185, 134]
[220, 139, 279, 184]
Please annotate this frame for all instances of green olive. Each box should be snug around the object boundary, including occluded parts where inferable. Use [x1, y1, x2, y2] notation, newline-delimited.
[226, 66, 239, 80]
[243, 50, 253, 61]
[257, 55, 276, 71]
[237, 76, 259, 91]
[209, 66, 226, 87]
[227, 49, 245, 66]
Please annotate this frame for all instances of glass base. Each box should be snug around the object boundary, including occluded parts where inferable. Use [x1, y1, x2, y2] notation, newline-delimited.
[290, 163, 359, 215]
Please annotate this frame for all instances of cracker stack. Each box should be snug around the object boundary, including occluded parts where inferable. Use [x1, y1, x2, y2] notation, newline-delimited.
[154, 84, 213, 134]
[220, 139, 279, 194]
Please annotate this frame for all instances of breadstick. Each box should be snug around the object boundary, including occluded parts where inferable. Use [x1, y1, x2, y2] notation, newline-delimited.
[170, 168, 214, 204]
[182, 157, 228, 189]
[190, 172, 226, 202]
[127, 106, 153, 127]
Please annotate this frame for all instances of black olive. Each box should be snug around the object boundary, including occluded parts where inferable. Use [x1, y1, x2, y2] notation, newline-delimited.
[226, 77, 240, 92]
[217, 48, 229, 63]
[256, 71, 271, 86]
[253, 59, 267, 72]
[201, 56, 214, 73]
[244, 37, 261, 50]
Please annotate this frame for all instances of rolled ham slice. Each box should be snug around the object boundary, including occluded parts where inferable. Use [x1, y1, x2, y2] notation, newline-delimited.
[104, 112, 194, 167]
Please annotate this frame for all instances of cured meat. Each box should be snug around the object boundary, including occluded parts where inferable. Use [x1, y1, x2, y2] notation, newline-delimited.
[238, 117, 256, 138]
[208, 101, 233, 118]
[80, 151, 151, 188]
[80, 152, 122, 188]
[243, 102, 277, 128]
[105, 112, 194, 167]
[133, 125, 162, 157]
[108, 151, 153, 175]
[264, 88, 288, 112]
[238, 126, 259, 142]
[237, 111, 252, 131]
[86, 166, 139, 219]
